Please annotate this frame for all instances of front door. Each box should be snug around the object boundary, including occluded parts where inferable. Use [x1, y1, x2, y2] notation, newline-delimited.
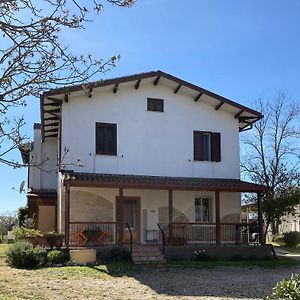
[116, 197, 140, 244]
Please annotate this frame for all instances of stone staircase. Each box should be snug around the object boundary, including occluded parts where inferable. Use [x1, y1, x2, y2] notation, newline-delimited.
[131, 246, 166, 264]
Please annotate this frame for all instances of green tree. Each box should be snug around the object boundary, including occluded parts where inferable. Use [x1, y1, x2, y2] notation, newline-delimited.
[0, 0, 134, 167]
[241, 92, 300, 242]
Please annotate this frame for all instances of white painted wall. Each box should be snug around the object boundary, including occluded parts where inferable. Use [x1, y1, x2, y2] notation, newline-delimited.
[28, 127, 58, 190]
[60, 82, 240, 179]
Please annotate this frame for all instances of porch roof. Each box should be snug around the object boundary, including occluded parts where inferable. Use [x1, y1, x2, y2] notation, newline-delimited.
[62, 171, 269, 193]
[27, 188, 57, 198]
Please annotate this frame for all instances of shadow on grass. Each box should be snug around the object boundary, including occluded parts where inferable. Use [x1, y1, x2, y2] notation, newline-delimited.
[86, 257, 298, 299]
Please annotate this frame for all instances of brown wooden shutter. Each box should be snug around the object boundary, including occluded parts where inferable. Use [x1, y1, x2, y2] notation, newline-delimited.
[211, 132, 221, 162]
[95, 123, 103, 154]
[194, 131, 204, 161]
[95, 123, 117, 155]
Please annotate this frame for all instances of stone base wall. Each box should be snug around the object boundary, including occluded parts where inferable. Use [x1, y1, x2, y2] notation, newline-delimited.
[163, 245, 274, 260]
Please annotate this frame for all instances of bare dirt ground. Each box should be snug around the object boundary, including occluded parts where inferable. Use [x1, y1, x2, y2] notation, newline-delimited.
[0, 259, 300, 300]
[1, 245, 300, 300]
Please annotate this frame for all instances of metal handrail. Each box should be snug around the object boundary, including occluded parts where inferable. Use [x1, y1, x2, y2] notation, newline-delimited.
[157, 223, 166, 254]
[125, 222, 133, 254]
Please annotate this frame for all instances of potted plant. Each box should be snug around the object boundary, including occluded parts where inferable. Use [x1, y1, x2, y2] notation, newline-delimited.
[43, 231, 64, 249]
[13, 227, 44, 246]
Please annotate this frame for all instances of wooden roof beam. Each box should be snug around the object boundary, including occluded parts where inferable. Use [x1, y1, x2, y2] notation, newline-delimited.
[44, 128, 59, 134]
[43, 108, 61, 114]
[44, 116, 59, 121]
[47, 97, 62, 104]
[215, 101, 224, 111]
[44, 121, 59, 128]
[64, 94, 69, 103]
[44, 102, 61, 107]
[194, 92, 203, 102]
[135, 79, 141, 89]
[153, 76, 161, 86]
[113, 83, 118, 94]
[44, 133, 58, 138]
[174, 84, 182, 94]
[234, 110, 244, 119]
[88, 88, 93, 98]
[43, 111, 60, 118]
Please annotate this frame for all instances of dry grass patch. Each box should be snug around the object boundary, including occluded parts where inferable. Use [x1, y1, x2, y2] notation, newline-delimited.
[0, 244, 299, 300]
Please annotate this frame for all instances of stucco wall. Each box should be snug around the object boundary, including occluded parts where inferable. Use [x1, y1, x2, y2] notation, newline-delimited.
[29, 127, 58, 190]
[60, 82, 240, 179]
[58, 187, 241, 242]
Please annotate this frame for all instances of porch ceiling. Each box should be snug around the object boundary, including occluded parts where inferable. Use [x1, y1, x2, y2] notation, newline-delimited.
[62, 171, 269, 193]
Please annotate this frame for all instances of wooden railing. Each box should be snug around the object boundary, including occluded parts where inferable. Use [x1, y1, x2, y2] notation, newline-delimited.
[68, 221, 258, 247]
[157, 222, 258, 245]
[69, 222, 117, 247]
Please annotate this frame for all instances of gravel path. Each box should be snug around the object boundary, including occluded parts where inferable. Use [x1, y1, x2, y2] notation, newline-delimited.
[123, 264, 300, 299]
[1, 262, 299, 299]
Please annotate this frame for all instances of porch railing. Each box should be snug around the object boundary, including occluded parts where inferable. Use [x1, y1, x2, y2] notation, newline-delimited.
[157, 222, 258, 245]
[69, 222, 117, 247]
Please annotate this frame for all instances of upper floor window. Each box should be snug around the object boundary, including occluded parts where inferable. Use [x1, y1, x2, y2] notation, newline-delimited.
[195, 197, 211, 222]
[147, 98, 164, 112]
[193, 131, 221, 162]
[95, 122, 117, 155]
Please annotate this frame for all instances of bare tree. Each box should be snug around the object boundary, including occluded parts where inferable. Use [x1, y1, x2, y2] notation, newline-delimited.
[0, 0, 135, 167]
[0, 212, 17, 239]
[241, 92, 300, 241]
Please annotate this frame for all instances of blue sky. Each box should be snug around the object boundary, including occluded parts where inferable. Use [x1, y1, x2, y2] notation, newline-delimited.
[1, 0, 300, 213]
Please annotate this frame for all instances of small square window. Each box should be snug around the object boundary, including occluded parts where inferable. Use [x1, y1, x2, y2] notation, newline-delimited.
[147, 98, 164, 112]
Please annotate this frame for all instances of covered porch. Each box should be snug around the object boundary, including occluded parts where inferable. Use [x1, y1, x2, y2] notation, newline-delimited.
[60, 172, 268, 248]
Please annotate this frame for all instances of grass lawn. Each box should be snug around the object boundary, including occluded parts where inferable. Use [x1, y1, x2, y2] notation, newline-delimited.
[0, 243, 298, 300]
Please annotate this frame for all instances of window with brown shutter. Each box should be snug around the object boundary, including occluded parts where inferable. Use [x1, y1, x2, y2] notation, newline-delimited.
[95, 122, 117, 155]
[193, 131, 221, 162]
[147, 98, 164, 112]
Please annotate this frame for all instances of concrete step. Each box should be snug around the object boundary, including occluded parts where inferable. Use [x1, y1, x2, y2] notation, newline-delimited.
[131, 246, 166, 264]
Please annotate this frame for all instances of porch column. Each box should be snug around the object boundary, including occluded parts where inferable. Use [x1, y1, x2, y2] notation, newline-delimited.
[118, 187, 124, 246]
[257, 192, 264, 244]
[215, 191, 220, 246]
[168, 189, 173, 244]
[64, 184, 70, 249]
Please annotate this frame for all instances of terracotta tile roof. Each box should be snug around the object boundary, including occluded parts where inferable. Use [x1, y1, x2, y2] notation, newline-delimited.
[62, 171, 269, 192]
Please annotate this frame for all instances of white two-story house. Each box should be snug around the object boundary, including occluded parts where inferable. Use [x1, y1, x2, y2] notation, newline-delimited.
[20, 71, 268, 249]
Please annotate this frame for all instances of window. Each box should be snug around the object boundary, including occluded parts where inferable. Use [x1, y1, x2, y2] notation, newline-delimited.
[193, 131, 221, 162]
[124, 199, 137, 229]
[95, 122, 117, 155]
[147, 98, 164, 112]
[195, 197, 210, 222]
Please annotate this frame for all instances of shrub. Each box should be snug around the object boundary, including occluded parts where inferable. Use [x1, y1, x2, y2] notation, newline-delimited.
[283, 231, 300, 248]
[6, 241, 47, 269]
[194, 249, 212, 261]
[47, 250, 69, 265]
[107, 247, 131, 262]
[43, 232, 64, 249]
[264, 273, 300, 299]
[13, 227, 43, 240]
[228, 255, 243, 261]
[273, 234, 284, 244]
